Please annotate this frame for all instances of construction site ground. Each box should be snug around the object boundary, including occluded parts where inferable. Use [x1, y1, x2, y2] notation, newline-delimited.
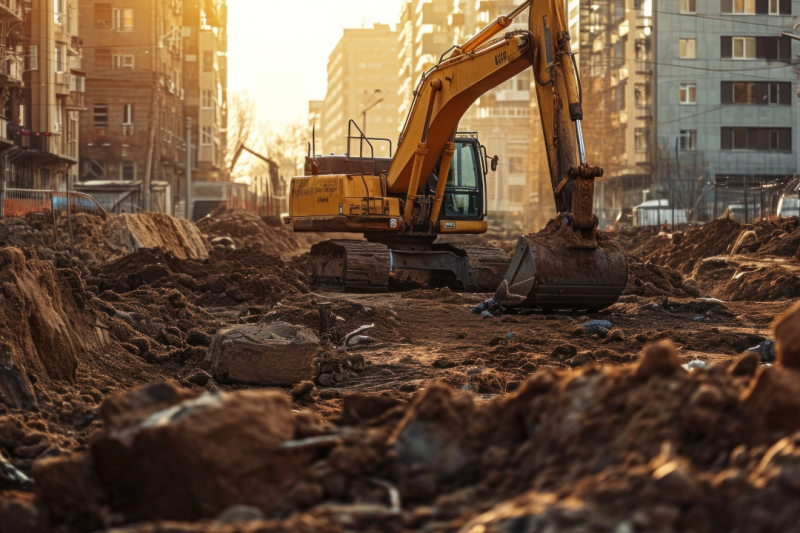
[2, 207, 800, 532]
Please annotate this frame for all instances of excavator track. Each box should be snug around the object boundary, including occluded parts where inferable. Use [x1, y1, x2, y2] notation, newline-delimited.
[308, 240, 390, 292]
[308, 239, 509, 293]
[444, 243, 510, 292]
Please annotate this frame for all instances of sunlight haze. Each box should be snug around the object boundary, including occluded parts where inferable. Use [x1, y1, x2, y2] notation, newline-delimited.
[227, 0, 401, 128]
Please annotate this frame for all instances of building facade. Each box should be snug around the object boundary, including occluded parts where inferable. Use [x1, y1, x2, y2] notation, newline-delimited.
[655, 0, 798, 222]
[183, 0, 227, 196]
[0, 0, 83, 193]
[321, 24, 400, 157]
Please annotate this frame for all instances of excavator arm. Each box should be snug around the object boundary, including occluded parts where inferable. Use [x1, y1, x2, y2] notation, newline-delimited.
[387, 0, 601, 230]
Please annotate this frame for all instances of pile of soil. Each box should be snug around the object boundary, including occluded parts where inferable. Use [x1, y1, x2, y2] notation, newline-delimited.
[196, 207, 304, 257]
[0, 212, 209, 265]
[22, 329, 800, 533]
[718, 265, 800, 301]
[624, 257, 686, 297]
[87, 246, 310, 309]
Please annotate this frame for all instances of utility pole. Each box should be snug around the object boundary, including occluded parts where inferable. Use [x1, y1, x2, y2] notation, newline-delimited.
[186, 117, 192, 221]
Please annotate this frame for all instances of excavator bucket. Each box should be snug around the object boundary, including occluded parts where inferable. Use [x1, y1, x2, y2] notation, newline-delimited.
[494, 216, 628, 311]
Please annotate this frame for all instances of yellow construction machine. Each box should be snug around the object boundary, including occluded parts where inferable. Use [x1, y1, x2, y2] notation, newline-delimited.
[288, 0, 628, 310]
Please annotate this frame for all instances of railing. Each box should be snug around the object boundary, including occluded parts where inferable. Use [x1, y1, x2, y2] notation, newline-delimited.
[0, 49, 23, 83]
[1, 189, 107, 219]
[0, 0, 23, 20]
[7, 124, 30, 148]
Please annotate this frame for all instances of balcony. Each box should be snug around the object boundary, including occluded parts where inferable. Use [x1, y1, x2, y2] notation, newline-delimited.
[0, 48, 23, 87]
[0, 0, 23, 21]
[8, 123, 30, 148]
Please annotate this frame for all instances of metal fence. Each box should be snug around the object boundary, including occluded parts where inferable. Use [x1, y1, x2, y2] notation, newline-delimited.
[1, 188, 107, 219]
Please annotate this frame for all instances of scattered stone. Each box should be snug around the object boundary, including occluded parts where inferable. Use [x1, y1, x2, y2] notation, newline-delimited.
[607, 329, 626, 342]
[746, 340, 776, 364]
[682, 360, 708, 372]
[291, 381, 315, 400]
[636, 340, 682, 379]
[681, 278, 701, 297]
[216, 504, 264, 524]
[550, 344, 578, 359]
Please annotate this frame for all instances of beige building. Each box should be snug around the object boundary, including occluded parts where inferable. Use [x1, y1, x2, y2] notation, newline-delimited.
[0, 0, 83, 191]
[321, 24, 400, 157]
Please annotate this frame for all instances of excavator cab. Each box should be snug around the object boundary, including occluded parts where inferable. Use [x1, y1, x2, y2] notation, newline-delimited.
[428, 136, 488, 221]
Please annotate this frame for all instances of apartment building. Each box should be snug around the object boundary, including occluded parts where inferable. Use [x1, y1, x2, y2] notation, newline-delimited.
[0, 0, 83, 192]
[577, 0, 654, 226]
[321, 24, 400, 157]
[78, 0, 186, 214]
[655, 0, 798, 222]
[397, 0, 456, 128]
[183, 0, 228, 208]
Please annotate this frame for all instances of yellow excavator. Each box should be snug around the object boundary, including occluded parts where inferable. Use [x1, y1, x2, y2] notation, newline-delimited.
[288, 0, 628, 310]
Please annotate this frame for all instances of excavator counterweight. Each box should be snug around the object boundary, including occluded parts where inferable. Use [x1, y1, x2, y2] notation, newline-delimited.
[287, 0, 628, 310]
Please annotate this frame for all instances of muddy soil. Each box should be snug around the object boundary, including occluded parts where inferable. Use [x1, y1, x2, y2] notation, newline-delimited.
[0, 212, 798, 532]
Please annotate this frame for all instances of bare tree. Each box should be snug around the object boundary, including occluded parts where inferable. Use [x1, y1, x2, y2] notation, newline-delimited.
[226, 92, 259, 180]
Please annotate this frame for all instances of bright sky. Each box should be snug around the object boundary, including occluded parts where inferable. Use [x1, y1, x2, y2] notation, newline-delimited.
[227, 0, 401, 129]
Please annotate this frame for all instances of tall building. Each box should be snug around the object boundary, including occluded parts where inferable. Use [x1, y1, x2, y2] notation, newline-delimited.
[397, 0, 456, 130]
[460, 0, 532, 224]
[78, 0, 186, 214]
[654, 0, 797, 222]
[321, 24, 400, 157]
[183, 0, 228, 192]
[0, 0, 83, 192]
[575, 0, 654, 227]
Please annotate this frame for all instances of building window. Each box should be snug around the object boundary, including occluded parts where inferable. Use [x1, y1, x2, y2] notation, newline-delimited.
[121, 162, 136, 181]
[507, 185, 525, 200]
[201, 126, 213, 145]
[26, 45, 37, 70]
[732, 37, 756, 59]
[54, 0, 65, 25]
[732, 129, 748, 150]
[732, 82, 756, 103]
[769, 83, 780, 104]
[202, 90, 213, 108]
[680, 0, 696, 13]
[679, 39, 696, 59]
[54, 43, 66, 73]
[635, 128, 649, 152]
[93, 104, 109, 129]
[733, 0, 755, 13]
[95, 3, 111, 28]
[679, 83, 697, 104]
[113, 55, 134, 69]
[769, 0, 780, 14]
[679, 130, 697, 150]
[508, 157, 525, 174]
[122, 104, 134, 135]
[203, 51, 214, 72]
[112, 8, 134, 32]
[769, 130, 780, 150]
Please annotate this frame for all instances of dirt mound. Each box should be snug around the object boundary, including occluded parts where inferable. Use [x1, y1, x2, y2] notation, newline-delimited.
[196, 207, 302, 257]
[24, 331, 800, 532]
[88, 247, 310, 309]
[717, 265, 800, 301]
[0, 212, 209, 265]
[641, 217, 744, 274]
[623, 257, 686, 297]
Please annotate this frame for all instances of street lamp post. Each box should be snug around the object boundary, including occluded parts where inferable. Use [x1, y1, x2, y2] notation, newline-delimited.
[360, 89, 384, 136]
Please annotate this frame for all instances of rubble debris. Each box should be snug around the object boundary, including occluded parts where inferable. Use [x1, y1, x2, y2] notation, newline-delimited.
[682, 359, 708, 371]
[206, 323, 323, 386]
[746, 340, 776, 364]
[717, 265, 800, 302]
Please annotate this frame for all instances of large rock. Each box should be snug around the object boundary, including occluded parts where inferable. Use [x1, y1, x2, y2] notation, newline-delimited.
[72, 383, 298, 522]
[206, 322, 321, 386]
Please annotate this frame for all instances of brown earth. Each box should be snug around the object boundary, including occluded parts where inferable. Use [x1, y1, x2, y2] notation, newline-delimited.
[0, 212, 798, 532]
